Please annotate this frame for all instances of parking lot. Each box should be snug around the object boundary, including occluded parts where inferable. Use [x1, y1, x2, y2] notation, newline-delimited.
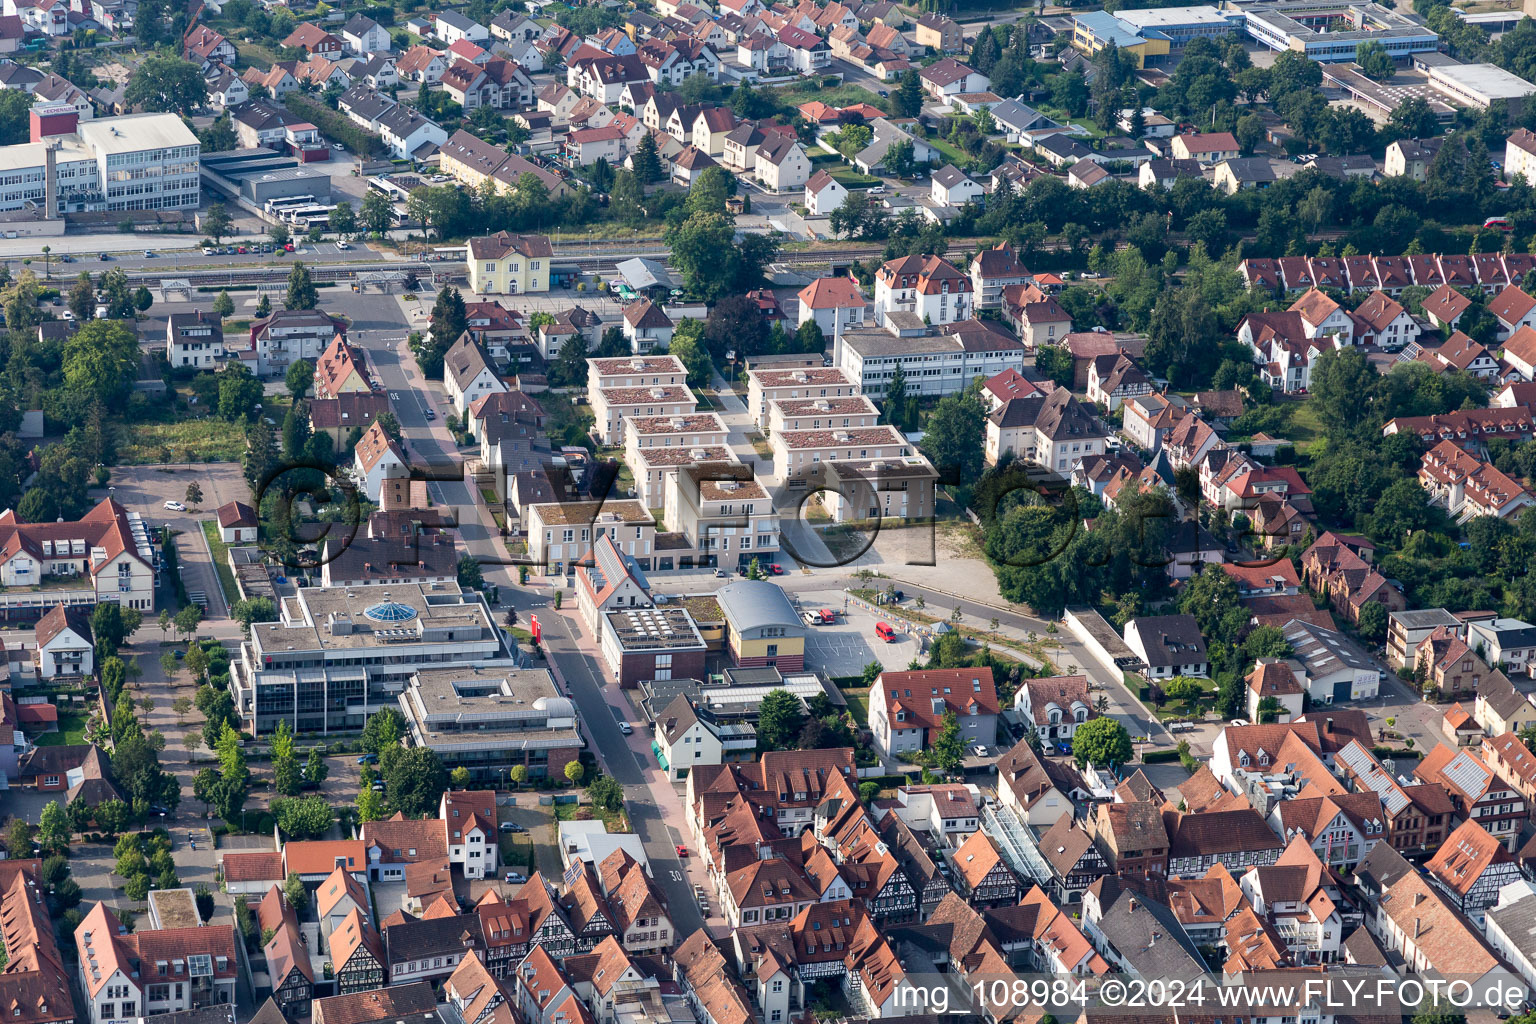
[94, 464, 250, 616]
[794, 590, 925, 676]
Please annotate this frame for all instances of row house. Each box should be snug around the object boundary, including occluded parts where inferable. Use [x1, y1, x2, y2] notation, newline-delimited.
[950, 830, 1018, 908]
[1383, 405, 1536, 455]
[1240, 250, 1536, 296]
[1372, 862, 1520, 995]
[1035, 813, 1107, 905]
[1415, 742, 1527, 851]
[1163, 807, 1285, 877]
[1334, 739, 1454, 854]
[1412, 330, 1502, 379]
[1269, 791, 1385, 871]
[1300, 531, 1404, 626]
[587, 355, 693, 443]
[1238, 837, 1346, 964]
[1424, 817, 1523, 926]
[1419, 439, 1536, 522]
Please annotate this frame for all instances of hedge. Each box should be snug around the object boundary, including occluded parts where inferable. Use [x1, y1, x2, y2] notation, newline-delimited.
[284, 93, 387, 159]
[1141, 749, 1181, 763]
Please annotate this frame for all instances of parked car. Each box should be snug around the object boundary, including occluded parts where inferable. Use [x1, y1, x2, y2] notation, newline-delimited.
[162, 500, 186, 511]
[425, 408, 436, 420]
[143, 250, 155, 258]
[505, 871, 528, 884]
[714, 568, 728, 578]
[357, 753, 379, 764]
[675, 845, 688, 857]
[768, 563, 784, 575]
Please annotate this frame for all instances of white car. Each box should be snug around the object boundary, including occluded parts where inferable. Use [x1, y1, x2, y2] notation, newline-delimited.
[336, 241, 350, 250]
[60, 311, 75, 321]
[163, 500, 186, 512]
[202, 247, 214, 256]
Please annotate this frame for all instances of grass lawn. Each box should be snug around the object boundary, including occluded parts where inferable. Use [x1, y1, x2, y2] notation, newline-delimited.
[34, 709, 89, 747]
[1153, 678, 1219, 721]
[199, 521, 241, 607]
[122, 419, 248, 464]
[830, 168, 882, 188]
[926, 136, 971, 167]
[841, 687, 871, 728]
[769, 80, 888, 112]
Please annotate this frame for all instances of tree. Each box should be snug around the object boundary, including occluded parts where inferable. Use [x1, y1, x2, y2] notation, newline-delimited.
[185, 482, 203, 508]
[283, 872, 309, 913]
[1072, 717, 1133, 770]
[217, 363, 264, 422]
[4, 820, 33, 861]
[329, 199, 356, 237]
[1235, 113, 1264, 155]
[587, 774, 623, 813]
[195, 885, 215, 923]
[232, 597, 277, 628]
[272, 720, 299, 797]
[668, 324, 713, 389]
[883, 364, 910, 430]
[214, 722, 250, 824]
[919, 390, 986, 484]
[67, 273, 95, 322]
[932, 710, 964, 773]
[124, 56, 207, 115]
[304, 748, 329, 787]
[36, 802, 69, 855]
[362, 190, 394, 235]
[383, 746, 448, 816]
[285, 262, 318, 310]
[133, 286, 153, 313]
[893, 69, 923, 118]
[269, 222, 291, 248]
[457, 554, 484, 591]
[256, 294, 271, 317]
[564, 760, 584, 785]
[362, 706, 406, 754]
[1355, 40, 1396, 81]
[450, 766, 471, 788]
[632, 132, 662, 184]
[271, 796, 333, 839]
[509, 765, 527, 787]
[203, 203, 232, 245]
[211, 290, 235, 318]
[65, 319, 140, 407]
[92, 602, 131, 655]
[356, 785, 386, 822]
[755, 689, 804, 751]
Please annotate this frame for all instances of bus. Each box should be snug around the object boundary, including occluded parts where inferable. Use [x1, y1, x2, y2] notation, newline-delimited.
[265, 195, 316, 214]
[1485, 216, 1513, 231]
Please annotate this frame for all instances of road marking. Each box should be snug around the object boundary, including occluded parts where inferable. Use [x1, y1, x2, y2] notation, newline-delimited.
[670, 870, 683, 882]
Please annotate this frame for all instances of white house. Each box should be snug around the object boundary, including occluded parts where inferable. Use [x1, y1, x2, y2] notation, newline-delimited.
[342, 14, 392, 55]
[796, 277, 866, 336]
[166, 310, 226, 371]
[931, 164, 984, 207]
[443, 333, 507, 418]
[354, 420, 409, 502]
[867, 666, 1002, 760]
[1015, 675, 1096, 746]
[805, 169, 848, 216]
[441, 790, 496, 880]
[1123, 614, 1208, 680]
[35, 604, 91, 680]
[215, 501, 257, 545]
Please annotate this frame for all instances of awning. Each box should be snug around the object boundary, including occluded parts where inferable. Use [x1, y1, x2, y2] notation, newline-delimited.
[651, 740, 668, 772]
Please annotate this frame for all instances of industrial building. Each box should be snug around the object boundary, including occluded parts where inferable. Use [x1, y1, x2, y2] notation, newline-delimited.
[0, 108, 200, 218]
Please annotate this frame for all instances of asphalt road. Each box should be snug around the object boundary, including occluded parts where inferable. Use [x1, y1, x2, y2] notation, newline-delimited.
[360, 294, 707, 936]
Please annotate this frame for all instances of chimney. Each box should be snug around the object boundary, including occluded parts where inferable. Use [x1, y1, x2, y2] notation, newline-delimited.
[43, 142, 56, 220]
[1413, 917, 1422, 939]
[1127, 898, 1137, 912]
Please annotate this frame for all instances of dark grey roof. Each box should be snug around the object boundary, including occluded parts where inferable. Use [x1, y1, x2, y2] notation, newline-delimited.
[343, 14, 380, 36]
[988, 389, 1107, 442]
[1091, 879, 1208, 978]
[1127, 614, 1207, 668]
[657, 694, 701, 745]
[1355, 839, 1413, 901]
[382, 914, 485, 964]
[1220, 156, 1276, 182]
[932, 164, 972, 188]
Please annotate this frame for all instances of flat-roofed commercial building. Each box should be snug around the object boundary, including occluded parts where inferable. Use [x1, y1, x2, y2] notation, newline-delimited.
[1426, 61, 1536, 114]
[398, 665, 581, 781]
[234, 582, 511, 736]
[1241, 3, 1438, 62]
[599, 605, 707, 689]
